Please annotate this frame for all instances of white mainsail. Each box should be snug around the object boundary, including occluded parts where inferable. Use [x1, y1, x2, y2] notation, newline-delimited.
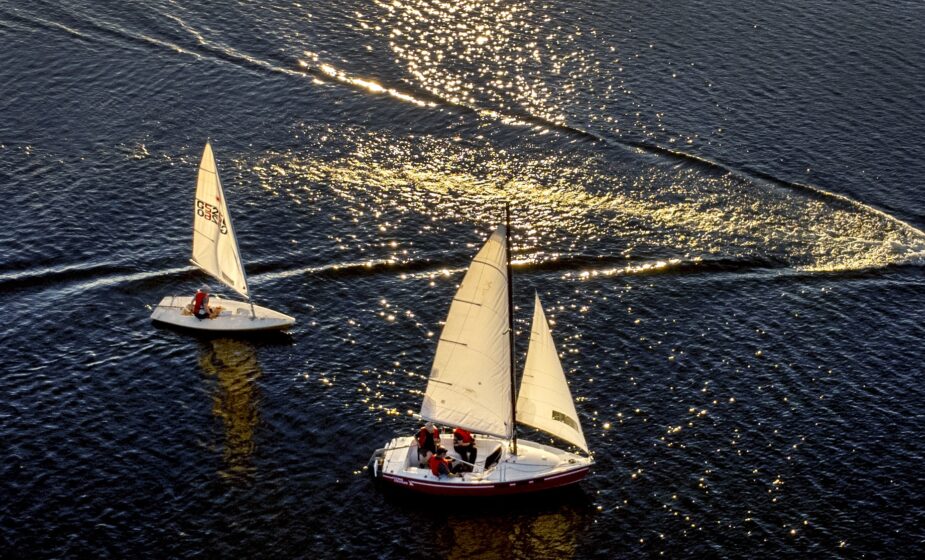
[516, 294, 589, 453]
[420, 226, 513, 439]
[190, 141, 249, 299]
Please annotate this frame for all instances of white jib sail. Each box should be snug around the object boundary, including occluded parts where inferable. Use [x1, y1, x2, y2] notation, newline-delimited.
[420, 226, 513, 439]
[190, 141, 249, 299]
[516, 294, 589, 453]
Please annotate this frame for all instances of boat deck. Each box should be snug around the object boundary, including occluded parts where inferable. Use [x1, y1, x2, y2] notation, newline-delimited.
[374, 435, 592, 496]
[150, 295, 295, 332]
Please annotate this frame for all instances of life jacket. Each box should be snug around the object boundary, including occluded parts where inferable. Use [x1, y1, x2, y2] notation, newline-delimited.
[428, 454, 450, 476]
[192, 291, 208, 315]
[417, 426, 439, 451]
[453, 428, 474, 445]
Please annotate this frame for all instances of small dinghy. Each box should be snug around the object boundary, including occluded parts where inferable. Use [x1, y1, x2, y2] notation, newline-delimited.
[370, 209, 592, 496]
[150, 141, 295, 333]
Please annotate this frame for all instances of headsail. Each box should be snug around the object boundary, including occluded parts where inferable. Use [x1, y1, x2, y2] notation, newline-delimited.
[190, 141, 249, 298]
[516, 294, 589, 453]
[420, 226, 513, 439]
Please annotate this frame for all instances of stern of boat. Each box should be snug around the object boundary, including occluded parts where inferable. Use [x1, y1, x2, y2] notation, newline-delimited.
[368, 448, 385, 479]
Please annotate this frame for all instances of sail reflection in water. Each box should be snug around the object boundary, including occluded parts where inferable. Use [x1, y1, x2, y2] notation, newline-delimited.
[198, 338, 262, 481]
[439, 506, 588, 559]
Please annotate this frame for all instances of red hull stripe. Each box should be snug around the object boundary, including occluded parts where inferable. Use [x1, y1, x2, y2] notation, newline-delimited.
[380, 466, 590, 497]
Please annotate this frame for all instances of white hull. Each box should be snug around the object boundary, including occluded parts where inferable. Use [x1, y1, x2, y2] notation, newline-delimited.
[150, 295, 295, 332]
[371, 434, 592, 496]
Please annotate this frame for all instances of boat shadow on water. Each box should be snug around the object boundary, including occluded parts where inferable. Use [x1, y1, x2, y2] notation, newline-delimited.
[196, 337, 267, 484]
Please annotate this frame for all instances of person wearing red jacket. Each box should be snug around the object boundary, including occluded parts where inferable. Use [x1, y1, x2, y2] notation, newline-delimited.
[191, 287, 212, 319]
[428, 447, 461, 477]
[453, 427, 477, 467]
[416, 422, 439, 465]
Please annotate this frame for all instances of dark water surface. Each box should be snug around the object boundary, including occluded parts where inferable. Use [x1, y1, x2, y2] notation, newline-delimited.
[1, 1, 923, 557]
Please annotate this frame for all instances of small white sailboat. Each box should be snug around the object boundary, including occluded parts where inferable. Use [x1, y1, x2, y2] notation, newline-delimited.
[150, 141, 295, 333]
[370, 213, 592, 496]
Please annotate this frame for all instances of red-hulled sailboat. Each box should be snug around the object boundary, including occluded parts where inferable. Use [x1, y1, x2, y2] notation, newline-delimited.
[369, 209, 592, 496]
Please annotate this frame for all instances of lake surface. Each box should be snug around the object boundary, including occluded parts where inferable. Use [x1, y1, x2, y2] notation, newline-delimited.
[1, 1, 923, 557]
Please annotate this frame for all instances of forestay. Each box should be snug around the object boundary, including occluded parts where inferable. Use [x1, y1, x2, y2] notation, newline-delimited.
[515, 294, 589, 453]
[190, 142, 249, 298]
[420, 226, 513, 439]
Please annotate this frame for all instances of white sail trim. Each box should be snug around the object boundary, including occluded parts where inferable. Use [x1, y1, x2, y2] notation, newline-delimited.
[190, 141, 249, 298]
[420, 226, 513, 439]
[516, 294, 589, 453]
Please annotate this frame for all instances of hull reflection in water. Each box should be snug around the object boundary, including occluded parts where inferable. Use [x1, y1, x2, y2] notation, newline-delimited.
[198, 338, 262, 481]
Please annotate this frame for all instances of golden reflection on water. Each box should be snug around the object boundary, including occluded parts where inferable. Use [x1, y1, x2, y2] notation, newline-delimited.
[371, 0, 589, 126]
[251, 127, 925, 272]
[198, 338, 262, 481]
[285, 1, 925, 271]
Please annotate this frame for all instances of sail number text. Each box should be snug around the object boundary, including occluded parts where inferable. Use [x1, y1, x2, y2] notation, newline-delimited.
[196, 199, 228, 234]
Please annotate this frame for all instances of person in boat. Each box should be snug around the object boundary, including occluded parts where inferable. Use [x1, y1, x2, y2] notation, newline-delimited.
[416, 422, 439, 466]
[452, 427, 477, 469]
[428, 447, 462, 478]
[191, 287, 213, 319]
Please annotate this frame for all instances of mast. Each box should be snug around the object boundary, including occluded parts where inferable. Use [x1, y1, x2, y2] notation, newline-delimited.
[505, 202, 517, 455]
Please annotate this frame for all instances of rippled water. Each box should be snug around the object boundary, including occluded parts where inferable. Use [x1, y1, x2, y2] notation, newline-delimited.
[1, 0, 923, 557]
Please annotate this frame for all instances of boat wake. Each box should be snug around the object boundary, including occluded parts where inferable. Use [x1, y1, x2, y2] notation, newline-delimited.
[0, 251, 804, 305]
[294, 54, 925, 261]
[0, 4, 304, 80]
[6, 2, 924, 277]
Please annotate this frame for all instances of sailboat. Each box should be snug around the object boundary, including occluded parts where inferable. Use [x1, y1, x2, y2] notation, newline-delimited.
[370, 213, 592, 496]
[150, 141, 295, 333]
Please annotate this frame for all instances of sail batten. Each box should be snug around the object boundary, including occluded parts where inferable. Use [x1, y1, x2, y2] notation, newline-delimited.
[419, 226, 513, 439]
[190, 142, 249, 299]
[516, 294, 589, 453]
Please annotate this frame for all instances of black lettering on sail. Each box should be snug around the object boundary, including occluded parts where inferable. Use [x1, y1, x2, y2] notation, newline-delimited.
[552, 410, 578, 431]
[196, 199, 225, 232]
[196, 199, 210, 221]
